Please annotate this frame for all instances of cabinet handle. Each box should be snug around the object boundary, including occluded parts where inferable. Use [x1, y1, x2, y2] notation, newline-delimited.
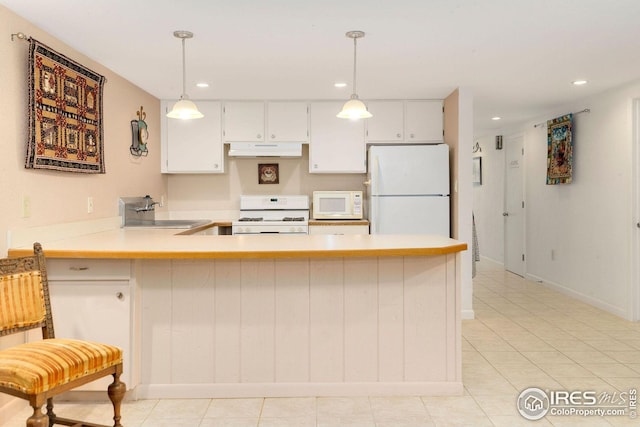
[116, 292, 125, 301]
[69, 266, 89, 271]
[396, 133, 402, 138]
[271, 134, 276, 139]
[257, 134, 262, 139]
[409, 133, 415, 138]
[213, 163, 219, 169]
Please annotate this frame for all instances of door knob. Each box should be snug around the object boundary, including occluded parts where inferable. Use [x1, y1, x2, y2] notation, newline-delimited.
[503, 212, 509, 216]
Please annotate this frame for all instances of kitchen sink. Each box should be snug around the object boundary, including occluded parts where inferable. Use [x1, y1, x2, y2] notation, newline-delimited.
[123, 219, 211, 229]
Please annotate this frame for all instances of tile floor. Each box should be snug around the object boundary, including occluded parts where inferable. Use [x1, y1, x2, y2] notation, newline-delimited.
[5, 261, 640, 426]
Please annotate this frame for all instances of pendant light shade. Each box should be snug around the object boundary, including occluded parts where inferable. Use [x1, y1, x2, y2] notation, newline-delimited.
[167, 30, 203, 120]
[337, 31, 372, 120]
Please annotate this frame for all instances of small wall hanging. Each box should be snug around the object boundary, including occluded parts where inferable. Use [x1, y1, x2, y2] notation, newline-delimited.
[25, 38, 106, 173]
[546, 113, 573, 184]
[258, 163, 279, 184]
[472, 157, 482, 185]
[130, 106, 149, 157]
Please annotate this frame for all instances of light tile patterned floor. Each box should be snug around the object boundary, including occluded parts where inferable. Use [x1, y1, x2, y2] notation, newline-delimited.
[5, 262, 640, 426]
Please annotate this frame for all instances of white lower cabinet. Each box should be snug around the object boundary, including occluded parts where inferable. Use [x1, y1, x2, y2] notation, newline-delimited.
[309, 224, 369, 235]
[46, 259, 134, 392]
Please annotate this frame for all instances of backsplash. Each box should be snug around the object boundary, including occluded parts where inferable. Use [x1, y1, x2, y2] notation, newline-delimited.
[167, 145, 366, 212]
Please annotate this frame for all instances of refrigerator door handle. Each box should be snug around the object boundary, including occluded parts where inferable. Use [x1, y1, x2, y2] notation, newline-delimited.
[373, 155, 380, 233]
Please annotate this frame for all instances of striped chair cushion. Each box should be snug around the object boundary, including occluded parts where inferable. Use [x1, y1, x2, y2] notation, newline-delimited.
[0, 338, 122, 394]
[0, 271, 46, 332]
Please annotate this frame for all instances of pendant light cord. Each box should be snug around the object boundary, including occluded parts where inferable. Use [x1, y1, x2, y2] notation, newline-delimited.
[352, 36, 358, 97]
[181, 37, 187, 99]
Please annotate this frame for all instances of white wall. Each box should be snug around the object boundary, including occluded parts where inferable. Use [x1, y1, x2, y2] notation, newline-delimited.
[0, 5, 166, 258]
[474, 80, 640, 320]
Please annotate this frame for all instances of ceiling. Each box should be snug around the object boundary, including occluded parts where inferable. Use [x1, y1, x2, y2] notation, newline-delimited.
[3, 0, 640, 135]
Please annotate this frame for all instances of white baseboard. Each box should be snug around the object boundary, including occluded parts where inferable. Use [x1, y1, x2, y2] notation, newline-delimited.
[137, 382, 464, 399]
[461, 309, 475, 320]
[525, 273, 629, 319]
[477, 256, 504, 269]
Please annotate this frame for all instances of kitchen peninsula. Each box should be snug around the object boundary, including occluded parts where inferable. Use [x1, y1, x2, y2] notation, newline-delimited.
[9, 225, 467, 398]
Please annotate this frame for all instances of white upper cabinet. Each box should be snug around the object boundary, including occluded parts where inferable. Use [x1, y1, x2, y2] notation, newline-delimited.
[365, 100, 443, 144]
[223, 101, 309, 143]
[309, 102, 365, 173]
[365, 100, 404, 142]
[161, 100, 224, 173]
[405, 100, 443, 142]
[266, 101, 308, 142]
[223, 101, 265, 142]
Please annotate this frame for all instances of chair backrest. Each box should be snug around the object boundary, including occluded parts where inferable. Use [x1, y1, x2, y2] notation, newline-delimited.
[0, 242, 55, 339]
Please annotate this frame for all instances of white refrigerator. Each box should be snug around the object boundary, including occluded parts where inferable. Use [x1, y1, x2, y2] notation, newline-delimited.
[368, 144, 450, 236]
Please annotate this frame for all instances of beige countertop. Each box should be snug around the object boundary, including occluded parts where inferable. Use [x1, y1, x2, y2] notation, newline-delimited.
[8, 226, 466, 260]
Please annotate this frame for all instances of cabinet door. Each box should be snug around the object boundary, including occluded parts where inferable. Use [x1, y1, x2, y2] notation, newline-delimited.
[309, 102, 365, 173]
[224, 101, 265, 142]
[309, 225, 369, 235]
[48, 280, 131, 391]
[405, 100, 443, 142]
[163, 100, 224, 173]
[266, 101, 308, 142]
[366, 100, 404, 142]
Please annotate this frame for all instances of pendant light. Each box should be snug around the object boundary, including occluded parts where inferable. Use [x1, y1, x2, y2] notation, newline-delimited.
[167, 30, 204, 119]
[337, 30, 372, 120]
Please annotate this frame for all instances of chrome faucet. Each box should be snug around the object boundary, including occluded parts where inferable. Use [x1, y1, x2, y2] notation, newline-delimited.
[135, 195, 160, 212]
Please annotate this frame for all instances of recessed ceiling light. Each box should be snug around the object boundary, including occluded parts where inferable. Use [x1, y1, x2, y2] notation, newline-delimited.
[196, 82, 209, 88]
[334, 82, 347, 88]
[572, 80, 588, 86]
[491, 116, 502, 121]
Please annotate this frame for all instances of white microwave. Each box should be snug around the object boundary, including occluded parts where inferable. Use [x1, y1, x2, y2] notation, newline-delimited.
[312, 191, 363, 220]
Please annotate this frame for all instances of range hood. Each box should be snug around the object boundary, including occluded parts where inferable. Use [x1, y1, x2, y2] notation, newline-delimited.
[228, 142, 303, 157]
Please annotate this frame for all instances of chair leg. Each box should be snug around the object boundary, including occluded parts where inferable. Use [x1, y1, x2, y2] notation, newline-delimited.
[46, 397, 57, 424]
[107, 370, 126, 427]
[26, 404, 48, 427]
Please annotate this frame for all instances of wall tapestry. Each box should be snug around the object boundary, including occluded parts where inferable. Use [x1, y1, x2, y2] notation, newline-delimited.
[25, 38, 106, 173]
[546, 113, 573, 185]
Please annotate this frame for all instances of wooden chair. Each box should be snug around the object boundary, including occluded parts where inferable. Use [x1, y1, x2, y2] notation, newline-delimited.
[0, 243, 125, 427]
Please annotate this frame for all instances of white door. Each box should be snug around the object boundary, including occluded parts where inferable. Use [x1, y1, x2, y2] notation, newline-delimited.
[504, 134, 525, 276]
[370, 196, 450, 236]
[369, 145, 449, 195]
[309, 102, 365, 173]
[405, 100, 443, 142]
[633, 99, 640, 320]
[366, 100, 404, 142]
[49, 281, 131, 390]
[224, 101, 265, 142]
[267, 101, 308, 142]
[165, 101, 224, 173]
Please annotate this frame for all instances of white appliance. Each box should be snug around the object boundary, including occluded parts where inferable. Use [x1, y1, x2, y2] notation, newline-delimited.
[312, 190, 363, 219]
[368, 144, 450, 236]
[232, 195, 309, 235]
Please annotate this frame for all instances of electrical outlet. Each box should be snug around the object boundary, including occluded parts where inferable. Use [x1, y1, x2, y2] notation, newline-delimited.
[22, 195, 31, 218]
[87, 197, 94, 213]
